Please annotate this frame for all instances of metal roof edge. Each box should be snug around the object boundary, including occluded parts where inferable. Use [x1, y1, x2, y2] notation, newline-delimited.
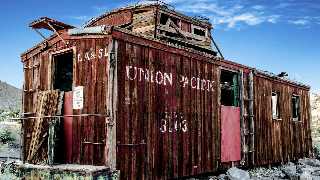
[254, 69, 311, 89]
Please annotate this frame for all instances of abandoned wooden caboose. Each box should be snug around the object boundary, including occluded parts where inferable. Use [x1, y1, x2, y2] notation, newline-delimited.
[20, 3, 312, 179]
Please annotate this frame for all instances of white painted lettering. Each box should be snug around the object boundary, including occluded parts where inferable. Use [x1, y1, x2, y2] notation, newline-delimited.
[98, 49, 103, 59]
[191, 77, 197, 89]
[164, 73, 173, 86]
[155, 71, 163, 85]
[126, 66, 137, 80]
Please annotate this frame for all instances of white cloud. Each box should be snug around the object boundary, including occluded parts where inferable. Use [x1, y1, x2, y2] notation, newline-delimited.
[267, 15, 281, 24]
[171, 0, 282, 29]
[252, 5, 264, 10]
[69, 16, 90, 21]
[225, 13, 264, 28]
[289, 19, 309, 25]
[275, 2, 292, 9]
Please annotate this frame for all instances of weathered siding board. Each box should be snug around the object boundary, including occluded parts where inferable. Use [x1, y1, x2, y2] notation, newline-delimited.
[22, 36, 111, 166]
[116, 39, 219, 179]
[253, 75, 312, 166]
[221, 106, 241, 163]
[70, 38, 110, 165]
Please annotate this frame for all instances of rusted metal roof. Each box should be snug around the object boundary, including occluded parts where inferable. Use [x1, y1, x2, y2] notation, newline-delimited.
[29, 17, 75, 31]
[68, 25, 112, 36]
[85, 3, 212, 28]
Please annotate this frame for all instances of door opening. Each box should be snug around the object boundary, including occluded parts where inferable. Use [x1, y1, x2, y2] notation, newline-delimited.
[51, 50, 74, 164]
[53, 51, 73, 91]
[220, 70, 239, 107]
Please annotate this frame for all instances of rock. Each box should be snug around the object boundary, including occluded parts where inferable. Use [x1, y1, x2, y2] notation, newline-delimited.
[312, 169, 320, 176]
[281, 162, 299, 179]
[226, 167, 250, 180]
[208, 176, 217, 180]
[296, 164, 315, 174]
[217, 174, 227, 180]
[249, 166, 286, 179]
[298, 158, 320, 167]
[300, 171, 312, 180]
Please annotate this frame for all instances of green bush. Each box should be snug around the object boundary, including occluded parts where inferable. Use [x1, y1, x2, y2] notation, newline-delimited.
[0, 129, 15, 144]
[0, 109, 20, 122]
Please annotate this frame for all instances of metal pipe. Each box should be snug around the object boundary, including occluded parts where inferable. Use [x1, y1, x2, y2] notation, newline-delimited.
[210, 35, 224, 59]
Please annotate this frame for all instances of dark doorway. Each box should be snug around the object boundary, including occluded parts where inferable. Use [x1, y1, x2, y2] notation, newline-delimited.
[220, 70, 239, 107]
[53, 51, 73, 91]
[52, 50, 73, 164]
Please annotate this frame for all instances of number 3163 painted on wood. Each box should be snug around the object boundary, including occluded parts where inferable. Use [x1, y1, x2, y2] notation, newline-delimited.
[160, 119, 188, 133]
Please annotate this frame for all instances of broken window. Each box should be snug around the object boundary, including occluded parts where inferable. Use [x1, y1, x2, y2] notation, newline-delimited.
[160, 13, 169, 25]
[292, 95, 300, 121]
[194, 28, 206, 37]
[53, 51, 73, 91]
[220, 70, 239, 107]
[272, 92, 280, 119]
[160, 13, 179, 27]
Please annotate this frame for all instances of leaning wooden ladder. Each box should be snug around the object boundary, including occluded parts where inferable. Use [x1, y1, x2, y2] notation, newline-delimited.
[248, 71, 255, 164]
[239, 70, 255, 165]
[27, 90, 60, 164]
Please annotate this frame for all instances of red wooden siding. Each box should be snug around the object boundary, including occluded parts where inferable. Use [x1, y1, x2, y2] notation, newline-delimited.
[21, 36, 111, 166]
[20, 28, 312, 179]
[71, 38, 110, 165]
[221, 106, 241, 162]
[180, 20, 191, 33]
[116, 39, 220, 179]
[253, 75, 312, 165]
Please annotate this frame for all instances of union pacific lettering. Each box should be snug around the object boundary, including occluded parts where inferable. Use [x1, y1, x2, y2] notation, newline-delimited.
[125, 65, 215, 92]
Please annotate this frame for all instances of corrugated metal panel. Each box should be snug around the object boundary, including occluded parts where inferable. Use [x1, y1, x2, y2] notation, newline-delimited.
[221, 106, 241, 162]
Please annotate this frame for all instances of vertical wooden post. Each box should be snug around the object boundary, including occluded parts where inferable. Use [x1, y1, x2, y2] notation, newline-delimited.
[248, 71, 255, 165]
[21, 81, 25, 162]
[106, 39, 118, 169]
[239, 70, 246, 165]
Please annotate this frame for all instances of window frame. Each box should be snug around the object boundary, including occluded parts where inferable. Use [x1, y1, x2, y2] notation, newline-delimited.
[291, 94, 301, 122]
[220, 69, 240, 107]
[271, 91, 281, 120]
[50, 47, 76, 91]
[191, 24, 208, 37]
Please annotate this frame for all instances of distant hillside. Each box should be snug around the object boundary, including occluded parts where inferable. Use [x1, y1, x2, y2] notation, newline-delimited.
[311, 92, 320, 145]
[0, 81, 21, 110]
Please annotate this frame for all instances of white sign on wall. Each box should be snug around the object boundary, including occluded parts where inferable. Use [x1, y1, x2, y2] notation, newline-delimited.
[73, 86, 84, 110]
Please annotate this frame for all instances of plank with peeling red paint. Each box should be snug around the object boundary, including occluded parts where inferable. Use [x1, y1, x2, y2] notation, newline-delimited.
[221, 106, 241, 163]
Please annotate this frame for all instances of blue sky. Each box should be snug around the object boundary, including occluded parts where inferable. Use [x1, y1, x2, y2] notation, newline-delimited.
[0, 0, 319, 92]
